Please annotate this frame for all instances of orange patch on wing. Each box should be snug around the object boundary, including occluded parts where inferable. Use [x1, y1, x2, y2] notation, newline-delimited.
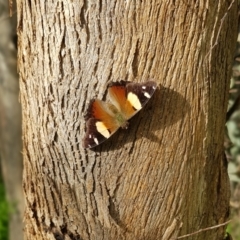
[91, 100, 119, 133]
[108, 86, 136, 118]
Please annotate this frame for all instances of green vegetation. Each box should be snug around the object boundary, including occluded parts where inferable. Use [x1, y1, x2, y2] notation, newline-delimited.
[0, 179, 9, 240]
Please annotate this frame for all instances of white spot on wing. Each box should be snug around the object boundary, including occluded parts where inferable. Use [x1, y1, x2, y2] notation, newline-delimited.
[144, 92, 151, 98]
[94, 138, 99, 145]
[142, 86, 146, 89]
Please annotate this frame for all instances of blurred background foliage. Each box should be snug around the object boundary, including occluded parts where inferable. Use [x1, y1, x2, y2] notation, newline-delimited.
[0, 170, 9, 240]
[0, 0, 23, 239]
[226, 34, 240, 240]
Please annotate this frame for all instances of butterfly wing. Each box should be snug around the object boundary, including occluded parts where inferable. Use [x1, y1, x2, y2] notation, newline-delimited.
[83, 81, 157, 148]
[83, 100, 120, 148]
[108, 80, 157, 120]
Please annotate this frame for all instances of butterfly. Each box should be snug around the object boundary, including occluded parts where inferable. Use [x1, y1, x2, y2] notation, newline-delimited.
[83, 80, 157, 148]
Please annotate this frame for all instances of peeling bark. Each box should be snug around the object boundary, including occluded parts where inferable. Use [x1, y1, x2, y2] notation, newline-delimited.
[17, 1, 237, 239]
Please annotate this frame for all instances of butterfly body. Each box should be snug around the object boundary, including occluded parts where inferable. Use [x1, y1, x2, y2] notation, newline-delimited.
[83, 80, 157, 148]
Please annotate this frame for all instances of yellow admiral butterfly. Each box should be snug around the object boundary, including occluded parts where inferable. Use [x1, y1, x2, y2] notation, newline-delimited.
[83, 80, 157, 148]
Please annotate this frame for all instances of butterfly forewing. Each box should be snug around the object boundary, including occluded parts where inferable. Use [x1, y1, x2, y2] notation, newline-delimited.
[126, 81, 157, 114]
[83, 100, 120, 148]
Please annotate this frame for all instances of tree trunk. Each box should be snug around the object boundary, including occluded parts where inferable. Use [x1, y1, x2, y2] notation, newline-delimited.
[17, 1, 237, 239]
[0, 1, 24, 240]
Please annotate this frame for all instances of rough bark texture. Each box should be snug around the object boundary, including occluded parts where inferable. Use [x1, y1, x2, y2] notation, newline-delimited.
[0, 1, 24, 240]
[17, 1, 237, 240]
